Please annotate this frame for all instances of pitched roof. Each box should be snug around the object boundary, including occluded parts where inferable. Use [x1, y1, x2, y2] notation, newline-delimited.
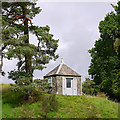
[44, 60, 81, 77]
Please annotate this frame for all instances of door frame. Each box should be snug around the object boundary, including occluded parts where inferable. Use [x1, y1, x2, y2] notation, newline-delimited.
[62, 77, 77, 95]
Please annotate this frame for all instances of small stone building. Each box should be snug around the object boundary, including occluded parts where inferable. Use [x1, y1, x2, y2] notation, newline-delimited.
[44, 60, 82, 95]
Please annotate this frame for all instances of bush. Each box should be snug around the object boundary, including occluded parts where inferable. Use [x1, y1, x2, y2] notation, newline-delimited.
[82, 78, 96, 95]
[10, 78, 49, 102]
[41, 94, 58, 118]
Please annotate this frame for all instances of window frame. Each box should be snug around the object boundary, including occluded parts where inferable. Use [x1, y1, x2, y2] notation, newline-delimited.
[66, 78, 73, 88]
[48, 77, 52, 87]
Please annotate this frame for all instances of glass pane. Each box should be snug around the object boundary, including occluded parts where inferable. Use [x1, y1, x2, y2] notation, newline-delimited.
[48, 78, 51, 83]
[66, 79, 71, 88]
[48, 77, 52, 87]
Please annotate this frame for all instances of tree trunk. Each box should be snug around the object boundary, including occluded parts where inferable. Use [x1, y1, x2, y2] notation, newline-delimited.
[23, 6, 32, 81]
[0, 44, 6, 74]
[0, 53, 3, 73]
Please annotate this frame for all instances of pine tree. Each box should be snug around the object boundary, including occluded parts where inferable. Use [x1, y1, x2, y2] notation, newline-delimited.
[2, 2, 59, 99]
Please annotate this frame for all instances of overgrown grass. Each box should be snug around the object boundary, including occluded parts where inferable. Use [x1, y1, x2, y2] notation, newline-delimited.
[2, 87, 24, 107]
[2, 85, 119, 118]
[1, 84, 11, 90]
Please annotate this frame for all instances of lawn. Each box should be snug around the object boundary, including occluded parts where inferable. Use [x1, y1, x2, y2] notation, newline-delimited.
[1, 84, 119, 118]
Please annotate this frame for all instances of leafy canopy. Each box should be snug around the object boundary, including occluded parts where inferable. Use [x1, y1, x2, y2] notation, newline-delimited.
[88, 1, 120, 102]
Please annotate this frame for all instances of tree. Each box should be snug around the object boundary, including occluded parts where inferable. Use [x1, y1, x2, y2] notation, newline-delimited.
[2, 2, 59, 99]
[0, 12, 4, 74]
[114, 38, 120, 55]
[88, 1, 120, 102]
[82, 78, 96, 95]
[112, 2, 120, 55]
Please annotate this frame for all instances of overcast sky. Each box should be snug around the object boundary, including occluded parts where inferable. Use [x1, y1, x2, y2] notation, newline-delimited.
[1, 1, 117, 84]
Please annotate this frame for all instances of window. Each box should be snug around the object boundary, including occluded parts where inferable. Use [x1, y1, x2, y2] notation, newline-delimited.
[66, 78, 73, 88]
[48, 77, 52, 87]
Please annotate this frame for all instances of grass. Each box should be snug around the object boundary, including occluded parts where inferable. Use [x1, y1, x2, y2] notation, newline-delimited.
[1, 84, 119, 118]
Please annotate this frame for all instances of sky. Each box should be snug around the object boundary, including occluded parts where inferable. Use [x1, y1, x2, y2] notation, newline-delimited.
[1, 1, 117, 84]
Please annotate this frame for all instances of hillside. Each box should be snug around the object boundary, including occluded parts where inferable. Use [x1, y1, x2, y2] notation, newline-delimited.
[1, 85, 119, 118]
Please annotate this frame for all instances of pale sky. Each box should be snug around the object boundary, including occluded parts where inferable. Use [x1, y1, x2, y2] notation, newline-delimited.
[1, 1, 117, 84]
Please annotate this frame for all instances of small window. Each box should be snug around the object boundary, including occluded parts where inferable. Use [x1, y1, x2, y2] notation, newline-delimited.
[48, 77, 52, 87]
[66, 78, 73, 88]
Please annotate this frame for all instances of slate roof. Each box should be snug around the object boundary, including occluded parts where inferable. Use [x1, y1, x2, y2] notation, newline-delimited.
[44, 60, 81, 77]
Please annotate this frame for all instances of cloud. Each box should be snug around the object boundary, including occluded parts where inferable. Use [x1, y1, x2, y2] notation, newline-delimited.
[2, 2, 117, 83]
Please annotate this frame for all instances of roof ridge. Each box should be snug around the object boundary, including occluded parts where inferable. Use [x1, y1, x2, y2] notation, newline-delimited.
[56, 62, 63, 74]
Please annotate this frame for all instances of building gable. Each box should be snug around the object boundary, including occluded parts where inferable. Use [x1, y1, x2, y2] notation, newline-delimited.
[44, 60, 81, 77]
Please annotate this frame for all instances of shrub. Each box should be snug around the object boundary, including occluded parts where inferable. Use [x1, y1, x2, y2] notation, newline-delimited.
[41, 94, 58, 118]
[82, 78, 96, 95]
[10, 78, 49, 102]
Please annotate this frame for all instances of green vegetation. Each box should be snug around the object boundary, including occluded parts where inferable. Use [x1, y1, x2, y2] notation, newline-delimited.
[82, 78, 96, 95]
[88, 1, 120, 102]
[1, 1, 59, 99]
[1, 1, 120, 119]
[2, 85, 119, 118]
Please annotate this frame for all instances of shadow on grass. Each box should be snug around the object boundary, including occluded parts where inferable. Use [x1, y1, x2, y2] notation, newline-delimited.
[2, 88, 24, 107]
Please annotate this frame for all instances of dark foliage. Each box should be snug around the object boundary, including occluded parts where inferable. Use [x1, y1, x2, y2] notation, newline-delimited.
[88, 2, 120, 102]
